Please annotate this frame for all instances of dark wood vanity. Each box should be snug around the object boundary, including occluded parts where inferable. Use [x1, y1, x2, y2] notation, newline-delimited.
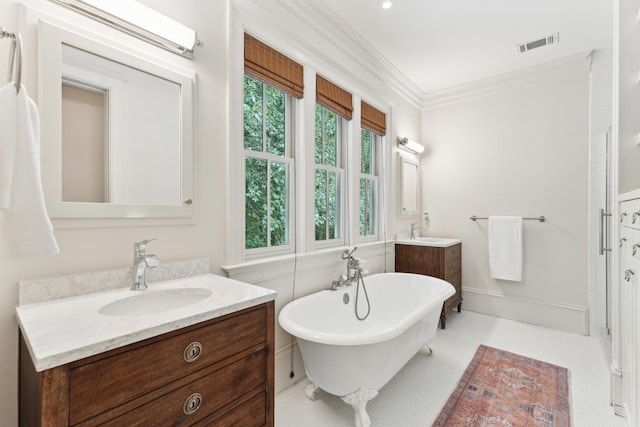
[395, 243, 462, 329]
[19, 302, 275, 427]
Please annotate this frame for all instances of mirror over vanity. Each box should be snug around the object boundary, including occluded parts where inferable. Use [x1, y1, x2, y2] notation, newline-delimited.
[399, 155, 419, 217]
[38, 20, 195, 219]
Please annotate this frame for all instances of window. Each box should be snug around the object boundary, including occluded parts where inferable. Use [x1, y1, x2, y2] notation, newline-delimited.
[360, 128, 379, 237]
[238, 33, 390, 260]
[242, 33, 302, 255]
[314, 104, 344, 242]
[243, 75, 292, 250]
[358, 101, 386, 240]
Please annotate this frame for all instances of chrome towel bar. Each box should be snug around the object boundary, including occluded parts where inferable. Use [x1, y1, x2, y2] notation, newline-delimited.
[470, 215, 545, 222]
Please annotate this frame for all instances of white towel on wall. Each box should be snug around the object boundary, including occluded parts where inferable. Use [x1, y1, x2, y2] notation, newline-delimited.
[0, 83, 59, 260]
[488, 216, 522, 281]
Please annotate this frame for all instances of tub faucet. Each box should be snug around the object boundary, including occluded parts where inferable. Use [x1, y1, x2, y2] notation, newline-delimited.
[410, 222, 421, 239]
[331, 247, 364, 290]
[331, 276, 349, 291]
[344, 247, 363, 280]
[132, 239, 160, 291]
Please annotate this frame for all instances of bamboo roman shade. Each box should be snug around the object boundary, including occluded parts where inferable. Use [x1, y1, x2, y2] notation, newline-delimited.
[244, 33, 304, 99]
[361, 101, 386, 136]
[316, 75, 353, 120]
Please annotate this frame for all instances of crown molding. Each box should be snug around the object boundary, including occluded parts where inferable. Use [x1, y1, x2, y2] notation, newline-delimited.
[283, 0, 424, 107]
[232, 0, 424, 109]
[422, 51, 593, 110]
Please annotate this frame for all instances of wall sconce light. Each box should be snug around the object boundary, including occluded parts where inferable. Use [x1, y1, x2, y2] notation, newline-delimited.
[397, 137, 424, 155]
[380, 0, 393, 9]
[51, 0, 202, 58]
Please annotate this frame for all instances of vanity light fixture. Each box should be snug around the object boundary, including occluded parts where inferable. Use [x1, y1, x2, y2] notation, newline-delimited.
[51, 0, 202, 58]
[397, 137, 424, 155]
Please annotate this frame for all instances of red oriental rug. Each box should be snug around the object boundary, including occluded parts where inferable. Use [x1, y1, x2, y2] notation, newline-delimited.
[433, 345, 571, 427]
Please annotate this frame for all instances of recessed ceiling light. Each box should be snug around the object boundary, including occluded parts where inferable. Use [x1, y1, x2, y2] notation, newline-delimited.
[381, 0, 393, 9]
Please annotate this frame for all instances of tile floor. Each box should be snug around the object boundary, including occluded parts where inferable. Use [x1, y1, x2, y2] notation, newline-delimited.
[275, 310, 627, 426]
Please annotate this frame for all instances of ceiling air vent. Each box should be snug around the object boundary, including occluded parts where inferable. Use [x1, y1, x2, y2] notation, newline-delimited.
[515, 32, 559, 54]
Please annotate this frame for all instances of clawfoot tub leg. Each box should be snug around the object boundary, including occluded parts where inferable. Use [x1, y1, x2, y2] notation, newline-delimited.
[305, 383, 319, 400]
[341, 387, 378, 427]
[421, 344, 433, 356]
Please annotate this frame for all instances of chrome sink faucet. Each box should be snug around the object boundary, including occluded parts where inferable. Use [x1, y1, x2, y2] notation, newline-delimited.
[132, 239, 160, 291]
[410, 222, 421, 240]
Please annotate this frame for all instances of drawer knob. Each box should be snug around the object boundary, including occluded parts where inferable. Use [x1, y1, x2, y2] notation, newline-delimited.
[184, 342, 203, 363]
[183, 393, 202, 415]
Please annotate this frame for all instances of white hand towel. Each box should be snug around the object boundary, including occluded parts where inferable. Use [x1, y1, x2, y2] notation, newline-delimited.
[0, 84, 17, 210]
[488, 216, 522, 281]
[0, 83, 59, 260]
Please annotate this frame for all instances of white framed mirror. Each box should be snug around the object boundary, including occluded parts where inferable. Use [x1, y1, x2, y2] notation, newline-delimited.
[38, 20, 195, 219]
[398, 154, 419, 217]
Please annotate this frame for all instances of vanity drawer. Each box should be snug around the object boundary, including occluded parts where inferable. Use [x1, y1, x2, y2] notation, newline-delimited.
[445, 259, 461, 278]
[444, 244, 461, 262]
[200, 389, 266, 427]
[444, 244, 461, 278]
[94, 350, 266, 427]
[444, 274, 461, 304]
[446, 273, 461, 292]
[69, 307, 266, 425]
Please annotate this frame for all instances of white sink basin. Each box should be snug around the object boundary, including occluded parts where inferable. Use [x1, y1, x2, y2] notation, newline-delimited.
[396, 237, 462, 248]
[99, 287, 213, 316]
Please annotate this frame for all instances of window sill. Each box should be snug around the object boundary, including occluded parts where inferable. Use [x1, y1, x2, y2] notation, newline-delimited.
[222, 240, 394, 284]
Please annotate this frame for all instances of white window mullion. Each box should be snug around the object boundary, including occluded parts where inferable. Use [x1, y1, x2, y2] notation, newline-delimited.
[324, 171, 330, 239]
[262, 85, 268, 152]
[266, 160, 272, 248]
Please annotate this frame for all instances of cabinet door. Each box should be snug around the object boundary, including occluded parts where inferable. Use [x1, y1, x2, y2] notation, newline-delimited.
[620, 225, 640, 424]
[631, 228, 640, 424]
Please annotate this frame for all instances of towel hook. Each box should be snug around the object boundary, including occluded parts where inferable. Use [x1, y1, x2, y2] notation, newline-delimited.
[1, 26, 22, 92]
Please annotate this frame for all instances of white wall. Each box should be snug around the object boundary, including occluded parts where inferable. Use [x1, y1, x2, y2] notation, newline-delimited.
[421, 55, 591, 335]
[226, 0, 423, 393]
[0, 0, 228, 424]
[0, 0, 423, 422]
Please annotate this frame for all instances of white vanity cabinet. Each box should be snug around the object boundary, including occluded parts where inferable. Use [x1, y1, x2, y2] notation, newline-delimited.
[618, 193, 640, 423]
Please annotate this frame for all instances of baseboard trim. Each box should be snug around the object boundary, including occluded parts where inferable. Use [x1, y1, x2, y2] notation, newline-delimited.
[462, 287, 590, 335]
[275, 342, 307, 394]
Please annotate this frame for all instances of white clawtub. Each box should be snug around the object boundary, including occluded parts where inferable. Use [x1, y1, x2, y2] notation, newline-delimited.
[278, 272, 455, 427]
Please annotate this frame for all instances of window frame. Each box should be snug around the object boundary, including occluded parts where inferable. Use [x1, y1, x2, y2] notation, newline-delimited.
[231, 30, 391, 264]
[242, 74, 296, 259]
[358, 128, 381, 242]
[313, 104, 348, 249]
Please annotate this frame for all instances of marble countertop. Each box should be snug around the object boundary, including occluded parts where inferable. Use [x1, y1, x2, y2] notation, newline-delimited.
[395, 237, 462, 248]
[16, 273, 277, 372]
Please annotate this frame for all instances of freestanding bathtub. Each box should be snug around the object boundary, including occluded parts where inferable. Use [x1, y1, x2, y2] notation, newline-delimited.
[278, 272, 455, 427]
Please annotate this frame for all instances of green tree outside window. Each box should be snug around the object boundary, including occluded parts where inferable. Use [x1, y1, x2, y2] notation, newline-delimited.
[244, 75, 290, 249]
[360, 129, 378, 237]
[315, 105, 342, 241]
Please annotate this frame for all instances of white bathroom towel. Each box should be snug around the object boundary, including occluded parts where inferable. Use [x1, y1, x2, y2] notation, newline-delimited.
[0, 83, 59, 260]
[488, 216, 522, 281]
